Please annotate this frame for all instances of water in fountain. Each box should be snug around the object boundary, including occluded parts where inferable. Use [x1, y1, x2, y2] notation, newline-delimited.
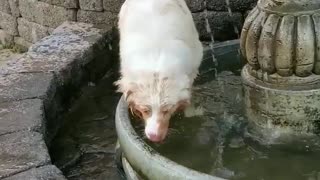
[132, 46, 320, 180]
[198, 0, 243, 175]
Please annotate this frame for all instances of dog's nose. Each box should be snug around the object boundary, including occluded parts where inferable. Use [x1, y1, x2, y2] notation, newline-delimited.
[146, 132, 162, 142]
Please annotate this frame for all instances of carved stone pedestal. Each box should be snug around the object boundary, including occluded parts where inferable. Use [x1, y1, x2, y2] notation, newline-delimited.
[240, 0, 320, 134]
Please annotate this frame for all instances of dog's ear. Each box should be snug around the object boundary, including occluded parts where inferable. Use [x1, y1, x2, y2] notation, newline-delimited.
[114, 78, 138, 100]
[177, 99, 190, 112]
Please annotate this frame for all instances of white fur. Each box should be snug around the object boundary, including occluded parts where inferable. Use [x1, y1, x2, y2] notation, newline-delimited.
[117, 0, 203, 142]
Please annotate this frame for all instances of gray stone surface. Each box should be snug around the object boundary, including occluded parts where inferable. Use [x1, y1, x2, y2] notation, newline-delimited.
[14, 37, 32, 50]
[0, 52, 70, 75]
[185, 0, 205, 12]
[0, 131, 51, 178]
[0, 0, 12, 15]
[39, 0, 78, 9]
[77, 10, 117, 29]
[207, 0, 257, 12]
[0, 30, 14, 45]
[3, 165, 66, 180]
[80, 0, 103, 11]
[0, 72, 54, 103]
[193, 11, 243, 41]
[18, 18, 50, 43]
[0, 21, 115, 180]
[8, 0, 20, 17]
[1, 22, 109, 77]
[0, 12, 18, 36]
[19, 0, 77, 28]
[0, 99, 43, 136]
[103, 0, 124, 13]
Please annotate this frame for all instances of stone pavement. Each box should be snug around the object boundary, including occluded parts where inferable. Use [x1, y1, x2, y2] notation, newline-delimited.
[0, 21, 117, 179]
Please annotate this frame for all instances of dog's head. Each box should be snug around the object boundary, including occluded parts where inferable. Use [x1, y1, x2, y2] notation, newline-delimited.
[115, 73, 191, 142]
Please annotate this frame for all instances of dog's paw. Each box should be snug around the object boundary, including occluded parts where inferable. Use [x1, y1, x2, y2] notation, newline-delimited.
[184, 105, 204, 117]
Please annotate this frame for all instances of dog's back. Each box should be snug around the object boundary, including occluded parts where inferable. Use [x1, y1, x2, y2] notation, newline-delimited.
[118, 0, 203, 80]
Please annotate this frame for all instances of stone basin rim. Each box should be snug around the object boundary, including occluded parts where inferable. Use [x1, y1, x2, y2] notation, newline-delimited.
[116, 96, 225, 180]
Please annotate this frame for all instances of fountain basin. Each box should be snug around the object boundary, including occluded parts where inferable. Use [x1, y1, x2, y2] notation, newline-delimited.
[116, 96, 222, 180]
[115, 41, 240, 180]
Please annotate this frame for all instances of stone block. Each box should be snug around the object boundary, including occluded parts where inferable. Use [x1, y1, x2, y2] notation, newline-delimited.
[207, 0, 257, 12]
[8, 0, 20, 17]
[0, 99, 43, 136]
[80, 0, 103, 11]
[0, 12, 18, 35]
[0, 29, 14, 45]
[0, 72, 54, 103]
[103, 0, 124, 13]
[18, 18, 50, 43]
[185, 0, 205, 12]
[0, 131, 51, 178]
[193, 11, 243, 41]
[3, 165, 66, 180]
[19, 0, 77, 28]
[0, 0, 12, 14]
[2, 22, 109, 76]
[77, 10, 117, 29]
[39, 0, 78, 8]
[14, 37, 32, 50]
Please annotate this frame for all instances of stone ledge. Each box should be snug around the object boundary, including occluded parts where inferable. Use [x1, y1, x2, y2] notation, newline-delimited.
[0, 131, 51, 178]
[0, 72, 55, 103]
[0, 99, 43, 136]
[0, 21, 117, 179]
[3, 165, 66, 180]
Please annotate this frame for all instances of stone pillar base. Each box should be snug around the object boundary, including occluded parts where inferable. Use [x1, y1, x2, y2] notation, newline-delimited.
[242, 65, 320, 134]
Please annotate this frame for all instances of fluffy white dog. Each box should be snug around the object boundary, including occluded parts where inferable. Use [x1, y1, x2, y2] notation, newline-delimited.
[116, 0, 203, 142]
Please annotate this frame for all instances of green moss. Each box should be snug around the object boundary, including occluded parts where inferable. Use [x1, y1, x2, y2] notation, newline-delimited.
[0, 43, 26, 53]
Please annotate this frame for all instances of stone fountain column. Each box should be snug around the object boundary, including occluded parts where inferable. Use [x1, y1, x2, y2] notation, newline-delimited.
[240, 0, 320, 134]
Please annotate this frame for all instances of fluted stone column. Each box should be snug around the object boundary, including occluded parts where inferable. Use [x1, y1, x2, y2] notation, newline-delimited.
[240, 0, 320, 134]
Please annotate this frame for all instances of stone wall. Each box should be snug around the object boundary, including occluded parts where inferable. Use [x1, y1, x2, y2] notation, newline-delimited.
[0, 0, 257, 48]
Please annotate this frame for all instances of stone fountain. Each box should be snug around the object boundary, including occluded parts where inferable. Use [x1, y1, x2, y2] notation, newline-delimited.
[241, 0, 320, 134]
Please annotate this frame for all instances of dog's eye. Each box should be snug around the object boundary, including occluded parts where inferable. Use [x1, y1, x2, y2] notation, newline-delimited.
[162, 110, 169, 114]
[142, 109, 150, 114]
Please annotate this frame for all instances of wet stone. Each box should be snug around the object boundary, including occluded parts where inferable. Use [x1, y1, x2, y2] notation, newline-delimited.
[185, 0, 205, 12]
[0, 131, 51, 178]
[0, 99, 43, 136]
[103, 0, 124, 13]
[193, 11, 243, 41]
[207, 0, 257, 12]
[3, 165, 66, 180]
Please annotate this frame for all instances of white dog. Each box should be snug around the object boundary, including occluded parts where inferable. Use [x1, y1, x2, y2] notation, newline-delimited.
[116, 0, 203, 142]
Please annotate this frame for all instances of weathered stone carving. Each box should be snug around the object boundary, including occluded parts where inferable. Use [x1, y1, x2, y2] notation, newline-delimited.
[240, 0, 320, 134]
